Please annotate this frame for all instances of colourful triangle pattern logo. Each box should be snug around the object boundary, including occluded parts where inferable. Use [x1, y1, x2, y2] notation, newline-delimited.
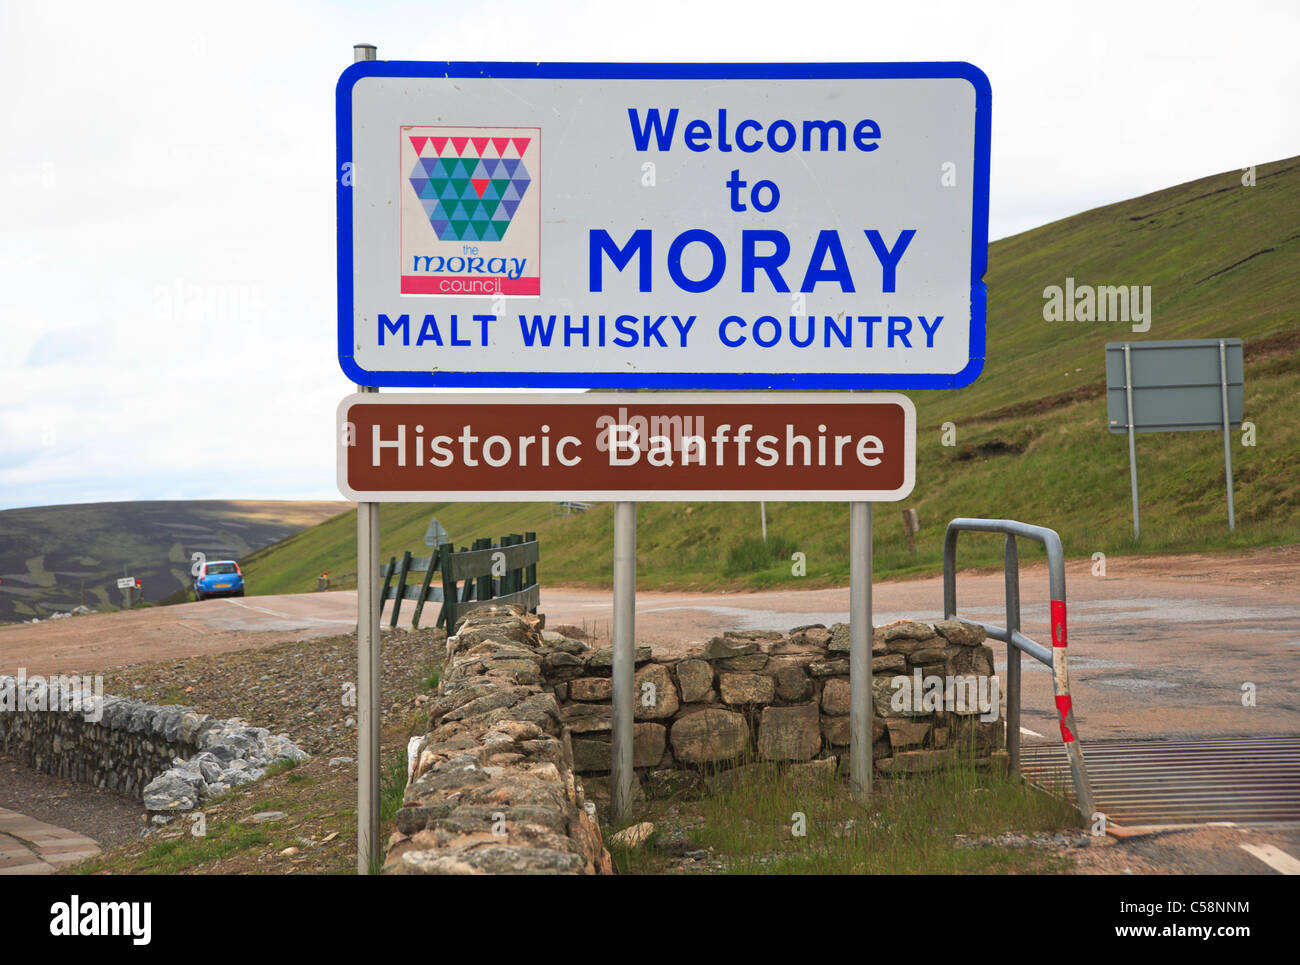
[407, 130, 533, 242]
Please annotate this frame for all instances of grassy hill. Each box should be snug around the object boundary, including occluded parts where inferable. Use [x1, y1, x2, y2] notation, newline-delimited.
[244, 157, 1300, 596]
[0, 500, 349, 621]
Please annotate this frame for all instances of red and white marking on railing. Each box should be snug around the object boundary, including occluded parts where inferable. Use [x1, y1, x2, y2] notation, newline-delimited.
[1050, 599, 1076, 743]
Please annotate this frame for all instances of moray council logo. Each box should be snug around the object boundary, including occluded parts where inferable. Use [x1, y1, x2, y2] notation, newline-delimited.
[399, 125, 541, 296]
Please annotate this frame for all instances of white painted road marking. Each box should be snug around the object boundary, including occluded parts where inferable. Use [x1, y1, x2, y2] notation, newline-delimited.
[1240, 843, 1300, 875]
[221, 598, 353, 625]
[1019, 726, 1046, 738]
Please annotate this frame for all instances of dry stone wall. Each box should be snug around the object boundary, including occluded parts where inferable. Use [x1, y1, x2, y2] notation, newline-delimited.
[0, 674, 308, 808]
[385, 606, 612, 875]
[543, 618, 1004, 800]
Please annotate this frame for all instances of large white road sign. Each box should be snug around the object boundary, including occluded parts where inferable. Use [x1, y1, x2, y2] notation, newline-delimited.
[337, 62, 991, 390]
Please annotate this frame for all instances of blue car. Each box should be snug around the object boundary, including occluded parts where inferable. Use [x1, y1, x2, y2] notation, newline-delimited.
[194, 560, 245, 600]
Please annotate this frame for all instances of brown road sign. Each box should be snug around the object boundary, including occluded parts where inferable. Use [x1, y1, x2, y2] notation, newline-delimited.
[337, 392, 915, 502]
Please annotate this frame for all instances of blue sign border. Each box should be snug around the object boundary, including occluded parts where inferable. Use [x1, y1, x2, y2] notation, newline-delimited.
[336, 61, 991, 390]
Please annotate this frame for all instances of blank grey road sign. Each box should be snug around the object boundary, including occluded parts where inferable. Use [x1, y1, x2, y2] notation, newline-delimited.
[423, 517, 449, 547]
[1106, 339, 1243, 433]
[1106, 337, 1245, 540]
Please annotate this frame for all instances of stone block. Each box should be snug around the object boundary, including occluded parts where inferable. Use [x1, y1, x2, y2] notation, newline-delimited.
[634, 664, 679, 720]
[715, 654, 770, 671]
[583, 645, 652, 674]
[808, 659, 850, 677]
[549, 728, 666, 773]
[561, 702, 612, 734]
[719, 672, 775, 705]
[771, 662, 812, 702]
[821, 715, 886, 747]
[568, 677, 612, 702]
[675, 660, 714, 703]
[704, 637, 758, 660]
[821, 677, 850, 716]
[885, 719, 931, 749]
[876, 749, 956, 774]
[757, 703, 821, 761]
[872, 674, 929, 717]
[933, 619, 988, 647]
[669, 709, 750, 764]
[951, 645, 995, 677]
[872, 654, 906, 673]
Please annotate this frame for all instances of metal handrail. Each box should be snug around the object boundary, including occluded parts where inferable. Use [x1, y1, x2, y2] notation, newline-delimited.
[943, 518, 1094, 818]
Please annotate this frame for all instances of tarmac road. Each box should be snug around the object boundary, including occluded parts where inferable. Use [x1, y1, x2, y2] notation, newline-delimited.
[2, 546, 1297, 744]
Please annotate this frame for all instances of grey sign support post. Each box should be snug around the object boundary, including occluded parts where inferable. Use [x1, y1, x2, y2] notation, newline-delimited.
[1219, 340, 1236, 531]
[1003, 534, 1021, 776]
[1122, 344, 1140, 542]
[610, 501, 637, 823]
[848, 502, 873, 800]
[353, 41, 381, 877]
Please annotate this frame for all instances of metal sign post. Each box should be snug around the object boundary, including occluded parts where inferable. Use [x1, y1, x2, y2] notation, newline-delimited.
[610, 502, 637, 822]
[1219, 340, 1236, 531]
[356, 474, 380, 874]
[848, 502, 873, 799]
[352, 41, 381, 877]
[1123, 343, 1140, 541]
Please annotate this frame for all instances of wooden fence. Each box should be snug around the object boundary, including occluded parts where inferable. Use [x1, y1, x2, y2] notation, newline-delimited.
[379, 531, 538, 631]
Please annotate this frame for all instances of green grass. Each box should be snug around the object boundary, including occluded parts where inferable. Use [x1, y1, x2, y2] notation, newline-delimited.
[380, 755, 410, 825]
[373, 753, 413, 875]
[421, 665, 441, 692]
[612, 758, 1081, 875]
[75, 820, 276, 876]
[241, 157, 1300, 595]
[264, 758, 301, 779]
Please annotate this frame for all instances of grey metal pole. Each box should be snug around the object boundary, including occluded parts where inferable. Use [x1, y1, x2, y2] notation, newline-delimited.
[352, 40, 380, 877]
[356, 483, 380, 873]
[611, 501, 637, 822]
[1219, 340, 1236, 531]
[760, 501, 767, 542]
[1003, 534, 1021, 777]
[849, 501, 873, 799]
[1123, 343, 1140, 542]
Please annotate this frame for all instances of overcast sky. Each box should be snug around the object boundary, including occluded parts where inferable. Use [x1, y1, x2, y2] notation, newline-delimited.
[1, 0, 1295, 511]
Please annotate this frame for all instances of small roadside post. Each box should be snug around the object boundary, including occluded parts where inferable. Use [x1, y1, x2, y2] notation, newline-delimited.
[901, 507, 920, 553]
